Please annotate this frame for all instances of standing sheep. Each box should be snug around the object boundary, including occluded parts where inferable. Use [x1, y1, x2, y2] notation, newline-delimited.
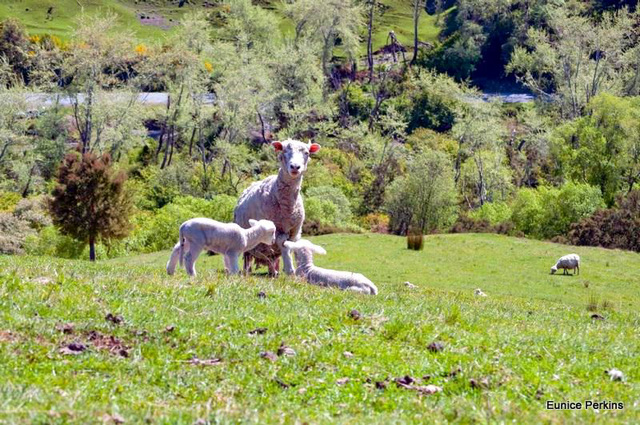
[166, 218, 276, 277]
[550, 254, 581, 275]
[234, 139, 320, 276]
[284, 239, 378, 295]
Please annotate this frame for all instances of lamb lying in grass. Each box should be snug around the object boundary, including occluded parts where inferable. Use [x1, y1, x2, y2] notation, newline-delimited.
[550, 254, 581, 275]
[166, 218, 276, 277]
[284, 239, 378, 295]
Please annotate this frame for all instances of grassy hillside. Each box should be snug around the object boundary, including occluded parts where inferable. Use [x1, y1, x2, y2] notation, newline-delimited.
[0, 0, 444, 51]
[1, 233, 639, 423]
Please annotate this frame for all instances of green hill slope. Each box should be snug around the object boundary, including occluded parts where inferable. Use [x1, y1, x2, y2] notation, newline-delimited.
[1, 233, 638, 423]
[0, 0, 445, 51]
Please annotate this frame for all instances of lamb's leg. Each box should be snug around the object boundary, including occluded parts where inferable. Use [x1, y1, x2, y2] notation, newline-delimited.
[185, 243, 203, 277]
[277, 235, 295, 275]
[227, 252, 241, 275]
[222, 254, 231, 274]
[577, 265, 580, 275]
[166, 242, 181, 275]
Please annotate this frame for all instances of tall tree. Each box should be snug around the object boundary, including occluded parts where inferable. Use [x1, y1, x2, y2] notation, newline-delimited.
[507, 7, 639, 118]
[49, 151, 132, 261]
[411, 0, 425, 65]
[367, 0, 375, 82]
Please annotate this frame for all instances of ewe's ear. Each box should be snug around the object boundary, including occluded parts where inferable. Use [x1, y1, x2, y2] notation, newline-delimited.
[272, 141, 283, 151]
[309, 143, 321, 154]
[248, 219, 258, 226]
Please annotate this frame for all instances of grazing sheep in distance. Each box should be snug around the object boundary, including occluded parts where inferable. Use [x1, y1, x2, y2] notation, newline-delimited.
[284, 239, 378, 295]
[166, 218, 276, 277]
[474, 288, 487, 297]
[550, 254, 581, 275]
[234, 139, 320, 276]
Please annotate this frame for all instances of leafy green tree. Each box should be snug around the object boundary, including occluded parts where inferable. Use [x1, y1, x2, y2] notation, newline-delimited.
[60, 14, 143, 155]
[384, 149, 457, 234]
[285, 0, 363, 78]
[507, 7, 638, 117]
[551, 94, 640, 205]
[49, 151, 133, 261]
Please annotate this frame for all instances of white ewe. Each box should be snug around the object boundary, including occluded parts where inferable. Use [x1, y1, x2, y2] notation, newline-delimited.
[234, 139, 320, 276]
[284, 239, 378, 295]
[550, 254, 581, 275]
[166, 218, 276, 277]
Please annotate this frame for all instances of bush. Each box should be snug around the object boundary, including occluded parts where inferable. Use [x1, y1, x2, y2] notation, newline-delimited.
[450, 214, 514, 235]
[569, 190, 640, 252]
[305, 186, 352, 226]
[0, 191, 21, 212]
[469, 201, 512, 225]
[24, 226, 86, 259]
[0, 212, 34, 254]
[13, 197, 52, 230]
[511, 183, 604, 239]
[361, 213, 390, 234]
[539, 183, 604, 239]
[511, 188, 544, 236]
[407, 233, 424, 251]
[127, 195, 237, 252]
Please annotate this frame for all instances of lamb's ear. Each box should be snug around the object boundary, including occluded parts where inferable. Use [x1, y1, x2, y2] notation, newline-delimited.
[272, 141, 283, 151]
[248, 219, 258, 226]
[304, 241, 326, 255]
[309, 142, 321, 154]
[284, 240, 302, 250]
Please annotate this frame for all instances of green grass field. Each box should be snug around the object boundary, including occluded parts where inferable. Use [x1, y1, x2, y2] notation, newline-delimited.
[1, 233, 639, 423]
[0, 0, 444, 52]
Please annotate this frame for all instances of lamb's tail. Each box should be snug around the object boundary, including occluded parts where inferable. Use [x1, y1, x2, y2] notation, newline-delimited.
[179, 226, 185, 267]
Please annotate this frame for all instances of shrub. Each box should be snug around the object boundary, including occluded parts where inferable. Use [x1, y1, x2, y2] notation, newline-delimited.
[469, 201, 512, 226]
[361, 213, 390, 234]
[450, 214, 514, 236]
[0, 191, 21, 212]
[407, 233, 424, 251]
[24, 226, 86, 259]
[511, 188, 544, 236]
[511, 184, 604, 239]
[569, 190, 640, 252]
[0, 212, 34, 255]
[305, 186, 352, 226]
[13, 197, 52, 230]
[127, 195, 237, 252]
[539, 182, 604, 239]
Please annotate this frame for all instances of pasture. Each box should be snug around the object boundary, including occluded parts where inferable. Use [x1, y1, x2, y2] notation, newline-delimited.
[1, 233, 638, 423]
[0, 0, 445, 50]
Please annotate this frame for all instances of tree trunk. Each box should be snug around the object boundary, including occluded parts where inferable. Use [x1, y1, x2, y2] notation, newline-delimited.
[89, 236, 96, 262]
[367, 0, 375, 82]
[411, 0, 421, 65]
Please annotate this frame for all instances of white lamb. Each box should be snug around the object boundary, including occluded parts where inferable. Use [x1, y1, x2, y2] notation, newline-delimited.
[550, 254, 581, 275]
[166, 218, 276, 277]
[284, 239, 378, 295]
[234, 139, 320, 276]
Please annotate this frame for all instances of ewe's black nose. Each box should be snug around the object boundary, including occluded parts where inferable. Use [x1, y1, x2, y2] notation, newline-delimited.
[291, 164, 301, 171]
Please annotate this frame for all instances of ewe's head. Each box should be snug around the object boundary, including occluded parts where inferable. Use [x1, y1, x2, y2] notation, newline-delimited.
[272, 139, 320, 179]
[550, 265, 558, 275]
[249, 219, 277, 245]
